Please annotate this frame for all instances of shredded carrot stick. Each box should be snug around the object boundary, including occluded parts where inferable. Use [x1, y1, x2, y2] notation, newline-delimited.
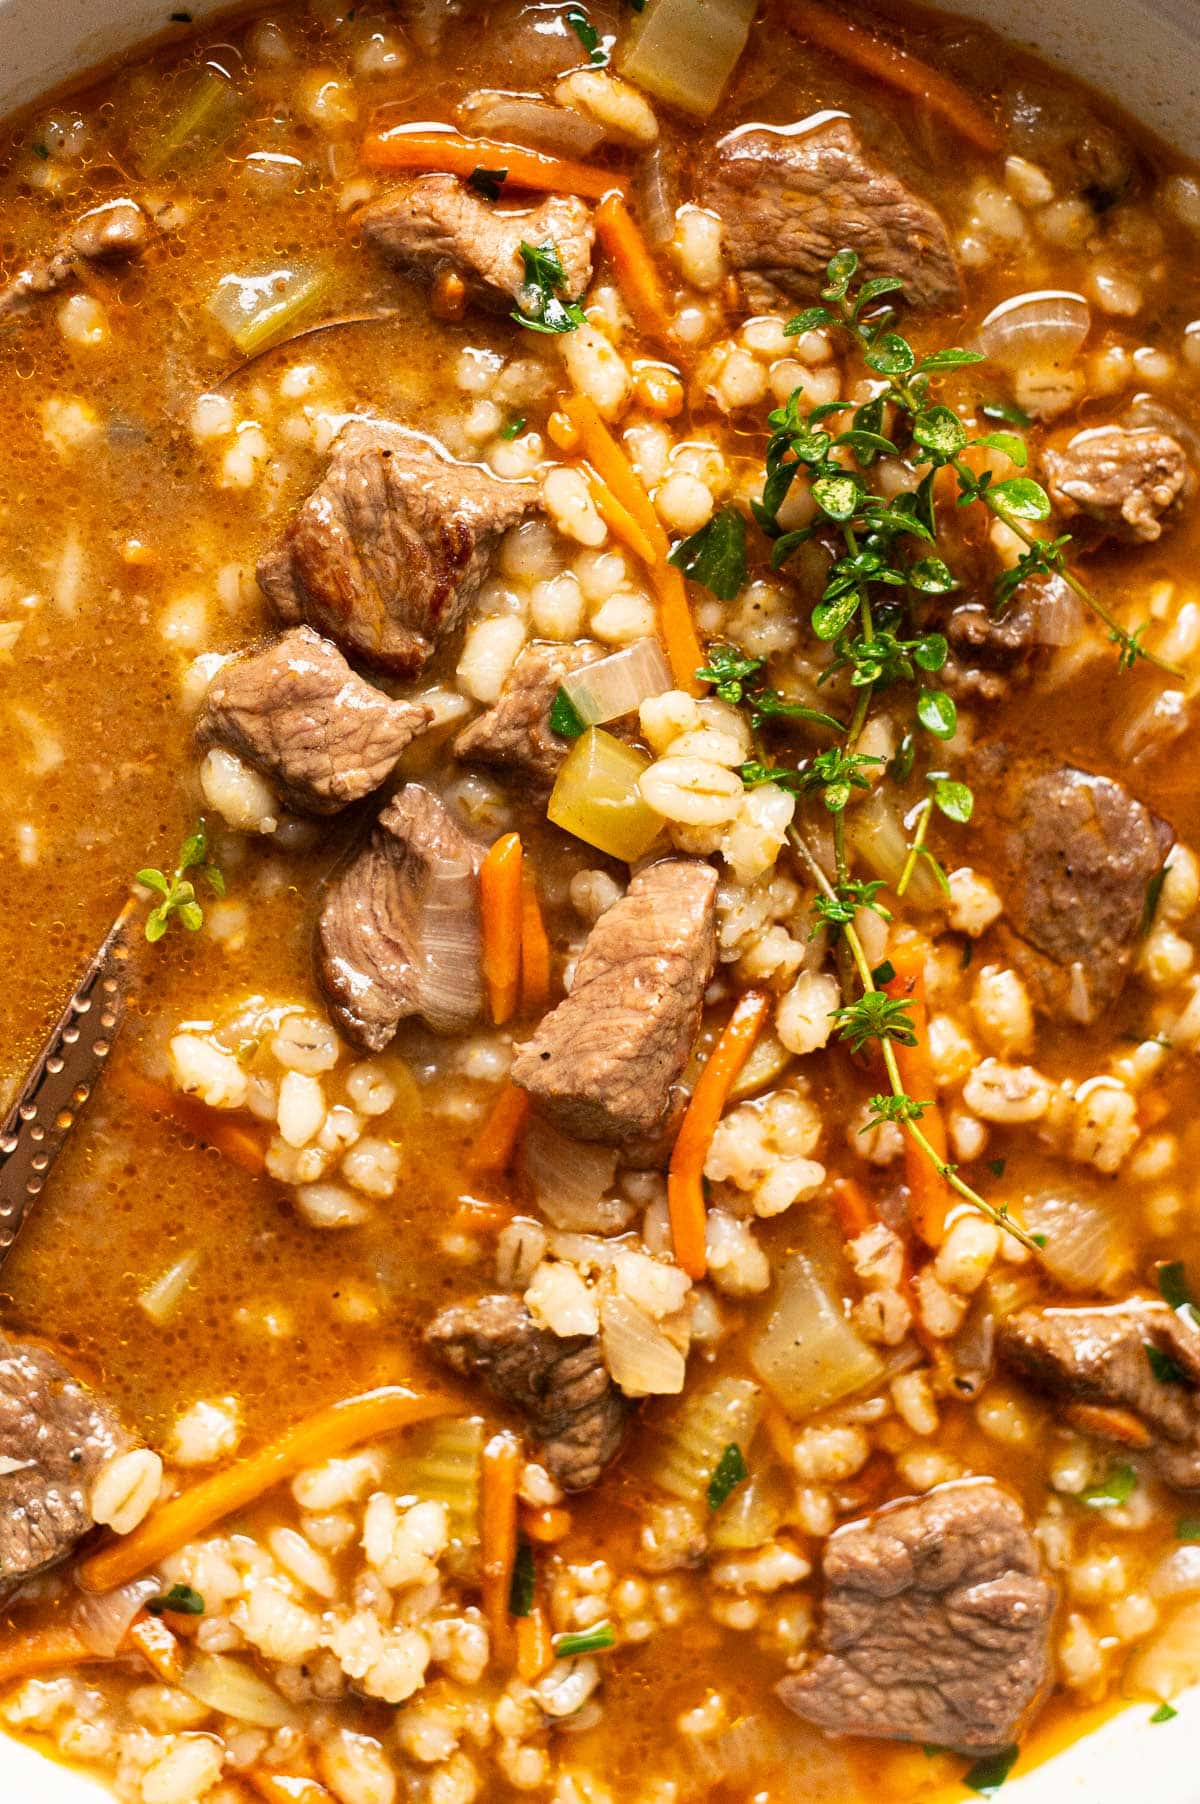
[1065, 1403, 1154, 1450]
[481, 1431, 522, 1665]
[585, 471, 659, 567]
[118, 1069, 267, 1175]
[831, 1175, 875, 1240]
[883, 933, 952, 1248]
[560, 392, 704, 695]
[595, 192, 676, 349]
[127, 1614, 185, 1684]
[481, 832, 524, 1027]
[249, 1776, 335, 1804]
[359, 130, 625, 201]
[468, 1082, 530, 1179]
[0, 1622, 97, 1687]
[79, 1386, 451, 1594]
[668, 991, 771, 1280]
[520, 1505, 572, 1544]
[449, 1196, 518, 1238]
[520, 877, 552, 1017]
[516, 1600, 554, 1682]
[782, 0, 1002, 153]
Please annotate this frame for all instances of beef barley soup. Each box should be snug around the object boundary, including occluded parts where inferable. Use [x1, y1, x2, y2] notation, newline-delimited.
[3, 1, 1200, 1800]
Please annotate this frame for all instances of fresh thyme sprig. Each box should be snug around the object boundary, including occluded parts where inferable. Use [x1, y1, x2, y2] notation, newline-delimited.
[136, 819, 225, 944]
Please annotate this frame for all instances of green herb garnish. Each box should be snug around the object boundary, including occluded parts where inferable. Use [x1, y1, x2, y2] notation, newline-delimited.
[1176, 1517, 1200, 1541]
[500, 416, 526, 441]
[964, 1745, 1019, 1796]
[509, 1539, 536, 1618]
[1146, 1343, 1187, 1385]
[1079, 1464, 1138, 1510]
[669, 507, 748, 602]
[550, 687, 587, 739]
[707, 1443, 748, 1512]
[987, 1158, 1007, 1178]
[1158, 1260, 1200, 1328]
[468, 165, 507, 201]
[981, 398, 1032, 428]
[147, 1584, 205, 1617]
[512, 240, 587, 335]
[1141, 864, 1170, 936]
[31, 142, 50, 159]
[566, 3, 608, 63]
[137, 820, 225, 944]
[1151, 1703, 1179, 1724]
[555, 1621, 616, 1658]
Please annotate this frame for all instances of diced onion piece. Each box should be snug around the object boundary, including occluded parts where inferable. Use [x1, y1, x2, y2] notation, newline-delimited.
[750, 1250, 884, 1416]
[1021, 1187, 1132, 1294]
[392, 1415, 484, 1560]
[846, 790, 945, 911]
[521, 1118, 621, 1231]
[640, 1376, 762, 1501]
[635, 143, 678, 248]
[458, 91, 605, 157]
[707, 1467, 785, 1550]
[976, 290, 1091, 371]
[181, 1652, 299, 1728]
[1126, 1600, 1200, 1703]
[620, 0, 759, 117]
[74, 1578, 162, 1657]
[138, 1251, 201, 1325]
[562, 637, 673, 729]
[728, 1030, 793, 1103]
[417, 851, 484, 1034]
[1151, 1546, 1200, 1600]
[601, 1292, 686, 1396]
[687, 1709, 852, 1790]
[547, 728, 663, 862]
[207, 263, 334, 357]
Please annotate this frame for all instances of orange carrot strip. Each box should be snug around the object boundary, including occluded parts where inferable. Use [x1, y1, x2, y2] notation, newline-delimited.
[595, 192, 676, 349]
[119, 1069, 267, 1175]
[516, 1600, 554, 1682]
[560, 392, 704, 695]
[249, 1776, 335, 1804]
[520, 877, 552, 1017]
[449, 1196, 518, 1238]
[585, 471, 659, 567]
[0, 1622, 97, 1687]
[668, 991, 771, 1280]
[782, 0, 1002, 153]
[1065, 1403, 1154, 1450]
[481, 832, 524, 1026]
[79, 1386, 451, 1593]
[481, 1431, 522, 1665]
[520, 1505, 572, 1545]
[883, 934, 952, 1248]
[468, 1083, 530, 1179]
[831, 1176, 874, 1240]
[128, 1614, 185, 1684]
[360, 130, 625, 200]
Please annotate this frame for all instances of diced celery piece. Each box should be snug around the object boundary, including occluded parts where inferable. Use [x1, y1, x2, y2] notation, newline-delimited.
[547, 727, 663, 863]
[206, 263, 334, 356]
[639, 1376, 762, 1504]
[138, 67, 242, 177]
[391, 1415, 484, 1555]
[619, 0, 758, 117]
[708, 1466, 786, 1550]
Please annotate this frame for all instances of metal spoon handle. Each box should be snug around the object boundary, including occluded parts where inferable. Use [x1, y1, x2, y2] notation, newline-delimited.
[0, 898, 137, 1267]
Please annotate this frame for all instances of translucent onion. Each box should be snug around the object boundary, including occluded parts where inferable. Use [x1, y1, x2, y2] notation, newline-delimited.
[181, 1652, 299, 1728]
[975, 290, 1091, 371]
[708, 1467, 785, 1550]
[1126, 1600, 1200, 1703]
[1026, 575, 1086, 646]
[458, 90, 604, 156]
[635, 143, 678, 248]
[1150, 1546, 1200, 1601]
[207, 263, 334, 357]
[74, 1578, 162, 1658]
[561, 638, 673, 730]
[138, 1251, 201, 1325]
[845, 790, 944, 911]
[640, 1376, 762, 1501]
[1021, 1187, 1131, 1294]
[600, 1292, 686, 1397]
[520, 1119, 628, 1233]
[417, 852, 484, 1034]
[620, 0, 759, 117]
[686, 1708, 852, 1794]
[750, 1251, 884, 1416]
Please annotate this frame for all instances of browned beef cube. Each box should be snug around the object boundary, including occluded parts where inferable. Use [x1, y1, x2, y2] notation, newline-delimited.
[999, 1302, 1200, 1489]
[779, 1480, 1055, 1755]
[1044, 424, 1193, 545]
[425, 1293, 630, 1491]
[454, 640, 607, 789]
[0, 1334, 134, 1597]
[196, 626, 432, 815]
[0, 198, 149, 318]
[258, 421, 541, 678]
[359, 175, 594, 311]
[511, 859, 717, 1145]
[699, 119, 961, 312]
[317, 783, 482, 1052]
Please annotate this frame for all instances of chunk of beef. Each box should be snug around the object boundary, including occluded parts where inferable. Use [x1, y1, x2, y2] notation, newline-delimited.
[454, 640, 606, 788]
[700, 119, 961, 312]
[0, 198, 149, 319]
[940, 575, 1084, 704]
[998, 1303, 1200, 1489]
[197, 627, 432, 815]
[975, 753, 1173, 1022]
[258, 421, 541, 677]
[1044, 425, 1193, 545]
[779, 1480, 1055, 1756]
[512, 860, 717, 1144]
[359, 176, 594, 312]
[317, 783, 482, 1051]
[0, 1334, 134, 1596]
[425, 1293, 630, 1490]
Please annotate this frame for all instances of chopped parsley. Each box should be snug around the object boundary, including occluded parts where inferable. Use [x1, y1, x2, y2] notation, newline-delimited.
[872, 960, 896, 988]
[1146, 1342, 1187, 1385]
[1151, 1702, 1179, 1724]
[667, 507, 748, 602]
[987, 1158, 1007, 1178]
[1079, 1463, 1138, 1510]
[147, 1583, 205, 1617]
[566, 4, 608, 63]
[467, 165, 507, 201]
[707, 1443, 748, 1512]
[1176, 1517, 1200, 1541]
[509, 1539, 536, 1618]
[1158, 1260, 1200, 1329]
[512, 241, 587, 335]
[980, 398, 1031, 428]
[550, 687, 587, 739]
[1141, 864, 1170, 936]
[964, 1744, 1020, 1796]
[31, 142, 50, 160]
[169, 9, 193, 20]
[555, 1621, 615, 1658]
[499, 416, 526, 441]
